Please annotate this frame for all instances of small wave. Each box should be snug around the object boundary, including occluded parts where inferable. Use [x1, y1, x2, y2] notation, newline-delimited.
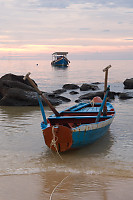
[0, 166, 101, 176]
[1, 162, 133, 178]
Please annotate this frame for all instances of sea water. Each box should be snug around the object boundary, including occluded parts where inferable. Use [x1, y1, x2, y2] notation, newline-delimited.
[0, 60, 133, 199]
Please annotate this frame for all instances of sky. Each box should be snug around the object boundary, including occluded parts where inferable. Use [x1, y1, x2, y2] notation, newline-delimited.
[0, 0, 133, 60]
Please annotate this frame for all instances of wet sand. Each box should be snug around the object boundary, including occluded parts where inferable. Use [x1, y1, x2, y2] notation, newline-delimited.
[0, 172, 133, 200]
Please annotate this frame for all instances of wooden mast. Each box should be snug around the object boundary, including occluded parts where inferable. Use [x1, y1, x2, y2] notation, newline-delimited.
[103, 65, 112, 116]
[24, 72, 60, 117]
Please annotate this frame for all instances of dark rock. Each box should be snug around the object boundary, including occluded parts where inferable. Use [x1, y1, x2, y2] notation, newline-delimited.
[53, 88, 66, 94]
[0, 88, 61, 106]
[42, 92, 62, 105]
[92, 82, 101, 85]
[0, 88, 39, 106]
[77, 91, 104, 101]
[75, 99, 81, 103]
[63, 84, 79, 90]
[0, 92, 2, 99]
[47, 93, 56, 98]
[44, 92, 70, 103]
[57, 96, 71, 102]
[0, 80, 35, 92]
[123, 78, 133, 89]
[119, 92, 133, 99]
[76, 91, 116, 102]
[69, 91, 79, 95]
[108, 91, 116, 99]
[115, 92, 121, 96]
[0, 73, 37, 87]
[0, 74, 69, 106]
[80, 83, 99, 91]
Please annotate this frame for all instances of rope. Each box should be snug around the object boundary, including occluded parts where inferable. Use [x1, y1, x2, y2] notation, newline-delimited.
[50, 126, 63, 161]
[49, 175, 70, 200]
[90, 99, 95, 107]
[48, 128, 70, 200]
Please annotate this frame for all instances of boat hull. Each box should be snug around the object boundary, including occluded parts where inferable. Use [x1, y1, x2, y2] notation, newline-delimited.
[42, 114, 114, 152]
[71, 116, 114, 149]
[51, 57, 69, 67]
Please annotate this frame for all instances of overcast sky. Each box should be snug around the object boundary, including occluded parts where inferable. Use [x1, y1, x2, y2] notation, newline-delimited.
[0, 0, 133, 60]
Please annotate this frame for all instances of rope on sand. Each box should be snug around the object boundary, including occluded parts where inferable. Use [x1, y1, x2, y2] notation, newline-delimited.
[49, 175, 70, 200]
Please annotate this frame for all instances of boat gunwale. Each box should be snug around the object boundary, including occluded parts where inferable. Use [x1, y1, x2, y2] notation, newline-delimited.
[71, 113, 115, 132]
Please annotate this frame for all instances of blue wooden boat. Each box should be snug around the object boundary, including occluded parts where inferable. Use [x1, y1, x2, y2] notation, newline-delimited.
[40, 86, 115, 152]
[24, 65, 115, 152]
[51, 52, 70, 67]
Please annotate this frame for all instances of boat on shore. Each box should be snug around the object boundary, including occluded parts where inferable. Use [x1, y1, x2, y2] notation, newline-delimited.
[41, 91, 115, 152]
[24, 65, 115, 153]
[51, 52, 70, 67]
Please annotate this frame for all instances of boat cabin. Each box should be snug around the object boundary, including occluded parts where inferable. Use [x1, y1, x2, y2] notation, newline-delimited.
[52, 52, 68, 61]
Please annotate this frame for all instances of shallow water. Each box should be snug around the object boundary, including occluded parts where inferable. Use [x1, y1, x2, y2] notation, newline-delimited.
[0, 60, 133, 199]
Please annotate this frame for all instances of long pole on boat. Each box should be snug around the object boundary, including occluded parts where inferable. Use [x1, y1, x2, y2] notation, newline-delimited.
[103, 65, 112, 116]
[95, 85, 110, 123]
[24, 72, 60, 117]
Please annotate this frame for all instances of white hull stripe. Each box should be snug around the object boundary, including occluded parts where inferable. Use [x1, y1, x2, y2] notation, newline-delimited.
[72, 116, 114, 133]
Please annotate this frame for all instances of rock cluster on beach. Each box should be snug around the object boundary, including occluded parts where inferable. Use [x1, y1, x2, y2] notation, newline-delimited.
[0, 73, 133, 106]
[75, 90, 116, 103]
[0, 73, 70, 106]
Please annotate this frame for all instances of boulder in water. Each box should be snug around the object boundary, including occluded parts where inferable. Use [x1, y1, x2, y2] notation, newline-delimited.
[123, 78, 133, 89]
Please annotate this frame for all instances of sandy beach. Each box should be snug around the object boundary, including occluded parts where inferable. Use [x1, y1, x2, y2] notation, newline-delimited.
[1, 172, 133, 200]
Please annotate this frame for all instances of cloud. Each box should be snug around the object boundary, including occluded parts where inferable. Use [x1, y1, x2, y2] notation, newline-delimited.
[103, 30, 111, 32]
[79, 28, 91, 31]
[1, 0, 133, 10]
[0, 0, 133, 60]
[36, 0, 133, 9]
[125, 39, 133, 40]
